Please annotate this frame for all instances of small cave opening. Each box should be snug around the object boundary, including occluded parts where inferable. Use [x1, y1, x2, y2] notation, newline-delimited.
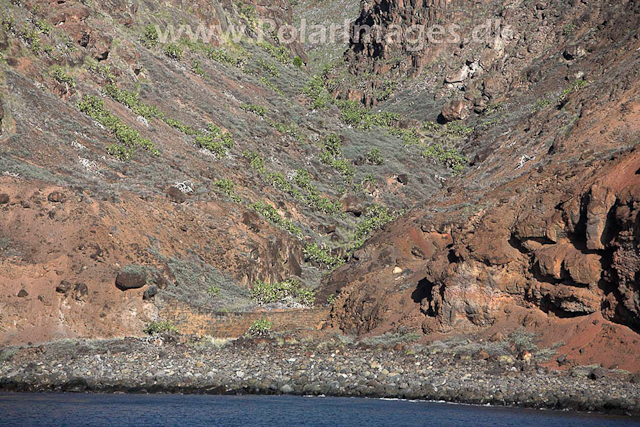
[411, 277, 437, 316]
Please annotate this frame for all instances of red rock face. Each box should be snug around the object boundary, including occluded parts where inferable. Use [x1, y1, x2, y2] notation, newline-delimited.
[321, 0, 640, 369]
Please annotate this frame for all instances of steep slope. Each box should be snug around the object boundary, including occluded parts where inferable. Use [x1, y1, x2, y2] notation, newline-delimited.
[0, 0, 454, 344]
[322, 0, 640, 369]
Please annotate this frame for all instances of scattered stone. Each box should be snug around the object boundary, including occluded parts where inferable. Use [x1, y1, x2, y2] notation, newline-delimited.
[73, 283, 89, 302]
[143, 285, 158, 300]
[0, 193, 9, 204]
[47, 191, 67, 203]
[397, 174, 409, 185]
[489, 332, 504, 342]
[165, 186, 186, 204]
[280, 384, 294, 393]
[589, 367, 606, 380]
[17, 289, 28, 298]
[631, 373, 640, 384]
[475, 349, 490, 360]
[393, 266, 403, 275]
[56, 281, 73, 294]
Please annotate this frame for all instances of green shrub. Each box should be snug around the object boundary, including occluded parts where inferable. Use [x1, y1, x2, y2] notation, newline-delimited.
[293, 56, 304, 68]
[107, 144, 134, 161]
[241, 103, 267, 117]
[354, 204, 399, 242]
[422, 143, 467, 173]
[304, 243, 344, 269]
[250, 278, 315, 306]
[163, 118, 198, 136]
[144, 320, 178, 335]
[50, 66, 75, 90]
[257, 41, 290, 64]
[366, 148, 383, 165]
[214, 179, 240, 201]
[250, 201, 303, 238]
[195, 124, 234, 156]
[258, 59, 279, 77]
[88, 62, 116, 83]
[336, 100, 400, 129]
[141, 24, 159, 47]
[243, 151, 266, 174]
[247, 318, 272, 337]
[191, 59, 205, 76]
[77, 95, 159, 158]
[164, 43, 183, 60]
[303, 75, 331, 110]
[206, 286, 221, 298]
[323, 133, 342, 157]
[104, 84, 161, 120]
[205, 47, 244, 68]
[558, 78, 587, 103]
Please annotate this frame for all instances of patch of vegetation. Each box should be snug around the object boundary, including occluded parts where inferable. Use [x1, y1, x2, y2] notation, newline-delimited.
[303, 75, 331, 110]
[304, 243, 344, 269]
[250, 201, 303, 238]
[50, 66, 75, 90]
[250, 278, 315, 306]
[388, 127, 421, 146]
[213, 178, 241, 202]
[77, 95, 159, 158]
[258, 59, 279, 77]
[144, 320, 178, 335]
[533, 97, 553, 112]
[195, 124, 234, 157]
[319, 134, 355, 181]
[191, 59, 205, 77]
[243, 151, 266, 173]
[336, 100, 400, 129]
[257, 41, 290, 64]
[104, 84, 161, 120]
[351, 204, 399, 249]
[141, 24, 159, 47]
[366, 148, 384, 165]
[293, 56, 304, 68]
[558, 78, 587, 103]
[422, 143, 467, 173]
[241, 103, 267, 117]
[88, 62, 116, 83]
[206, 286, 221, 298]
[164, 43, 183, 60]
[247, 318, 272, 337]
[509, 328, 538, 352]
[204, 47, 245, 69]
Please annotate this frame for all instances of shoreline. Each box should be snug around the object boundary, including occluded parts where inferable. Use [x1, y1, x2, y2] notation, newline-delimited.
[1, 335, 638, 416]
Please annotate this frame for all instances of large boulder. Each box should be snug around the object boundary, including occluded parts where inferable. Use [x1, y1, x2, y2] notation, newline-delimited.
[47, 191, 67, 203]
[441, 99, 470, 122]
[116, 267, 148, 290]
[165, 186, 186, 204]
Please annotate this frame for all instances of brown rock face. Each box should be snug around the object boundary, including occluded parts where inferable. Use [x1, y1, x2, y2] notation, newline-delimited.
[441, 100, 469, 122]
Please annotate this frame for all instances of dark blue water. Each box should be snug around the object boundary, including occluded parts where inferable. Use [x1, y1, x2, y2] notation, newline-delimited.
[1, 393, 639, 426]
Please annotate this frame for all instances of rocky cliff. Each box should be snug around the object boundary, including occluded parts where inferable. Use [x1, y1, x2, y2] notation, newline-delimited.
[323, 0, 640, 369]
[0, 0, 638, 371]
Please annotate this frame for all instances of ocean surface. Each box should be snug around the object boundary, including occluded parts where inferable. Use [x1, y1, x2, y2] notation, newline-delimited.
[1, 393, 639, 426]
